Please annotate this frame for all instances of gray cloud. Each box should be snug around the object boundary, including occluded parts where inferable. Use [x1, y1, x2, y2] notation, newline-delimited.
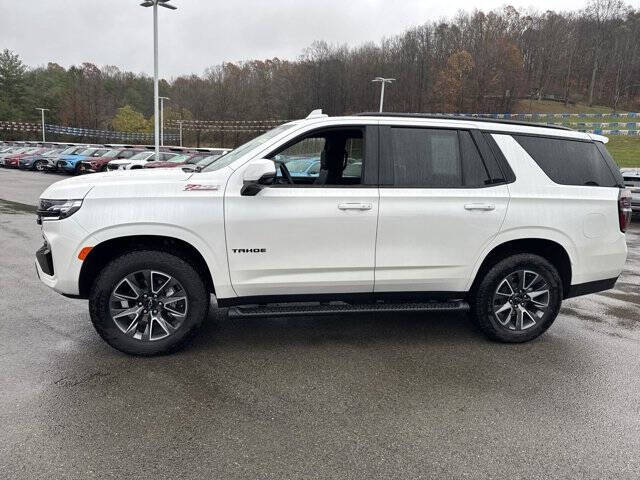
[1, 0, 632, 78]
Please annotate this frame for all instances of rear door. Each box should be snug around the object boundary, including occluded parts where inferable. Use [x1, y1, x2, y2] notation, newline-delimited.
[375, 126, 510, 293]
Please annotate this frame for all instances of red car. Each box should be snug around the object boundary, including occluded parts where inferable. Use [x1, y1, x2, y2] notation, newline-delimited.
[79, 147, 147, 173]
[4, 147, 50, 168]
[144, 149, 230, 169]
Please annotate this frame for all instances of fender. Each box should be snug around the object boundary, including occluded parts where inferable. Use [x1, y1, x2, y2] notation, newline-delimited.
[465, 226, 577, 291]
[86, 222, 234, 299]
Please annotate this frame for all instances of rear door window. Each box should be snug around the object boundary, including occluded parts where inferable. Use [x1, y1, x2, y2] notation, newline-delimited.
[390, 128, 491, 187]
[513, 135, 618, 187]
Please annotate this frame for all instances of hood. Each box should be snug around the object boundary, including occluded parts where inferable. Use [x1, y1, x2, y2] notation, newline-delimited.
[40, 167, 198, 200]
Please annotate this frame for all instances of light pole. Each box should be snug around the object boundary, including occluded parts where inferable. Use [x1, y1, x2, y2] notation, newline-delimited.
[159, 96, 169, 146]
[139, 0, 177, 156]
[372, 77, 395, 112]
[35, 108, 49, 142]
[177, 120, 183, 147]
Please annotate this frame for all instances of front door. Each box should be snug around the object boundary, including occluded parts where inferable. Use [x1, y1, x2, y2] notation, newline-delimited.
[224, 126, 380, 298]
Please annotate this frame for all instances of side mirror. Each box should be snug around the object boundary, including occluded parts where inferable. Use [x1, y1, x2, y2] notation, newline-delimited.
[241, 159, 276, 196]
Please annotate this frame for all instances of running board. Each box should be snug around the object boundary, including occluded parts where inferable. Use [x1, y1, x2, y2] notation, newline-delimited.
[227, 300, 469, 319]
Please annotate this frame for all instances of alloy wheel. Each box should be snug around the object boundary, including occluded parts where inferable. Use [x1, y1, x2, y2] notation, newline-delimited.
[492, 269, 550, 331]
[109, 270, 188, 341]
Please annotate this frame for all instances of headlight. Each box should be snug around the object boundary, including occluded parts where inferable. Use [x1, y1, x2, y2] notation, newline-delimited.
[37, 199, 83, 222]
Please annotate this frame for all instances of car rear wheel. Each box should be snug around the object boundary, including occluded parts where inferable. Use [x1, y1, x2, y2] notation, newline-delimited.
[89, 250, 210, 355]
[470, 254, 562, 343]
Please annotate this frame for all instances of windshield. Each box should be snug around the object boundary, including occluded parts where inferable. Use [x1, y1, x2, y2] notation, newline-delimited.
[44, 149, 62, 157]
[202, 124, 296, 172]
[58, 146, 77, 155]
[165, 154, 190, 163]
[129, 151, 153, 161]
[102, 149, 122, 158]
[78, 148, 97, 156]
[196, 155, 220, 165]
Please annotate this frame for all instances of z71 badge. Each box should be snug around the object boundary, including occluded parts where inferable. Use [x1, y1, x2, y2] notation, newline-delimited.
[184, 184, 219, 191]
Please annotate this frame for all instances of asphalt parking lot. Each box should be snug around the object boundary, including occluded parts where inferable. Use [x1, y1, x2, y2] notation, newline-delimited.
[1, 168, 639, 479]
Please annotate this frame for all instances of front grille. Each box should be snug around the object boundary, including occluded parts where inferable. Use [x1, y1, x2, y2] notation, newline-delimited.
[57, 160, 67, 168]
[107, 164, 118, 170]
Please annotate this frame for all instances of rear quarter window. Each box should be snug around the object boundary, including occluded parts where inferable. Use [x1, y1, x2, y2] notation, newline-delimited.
[513, 135, 618, 187]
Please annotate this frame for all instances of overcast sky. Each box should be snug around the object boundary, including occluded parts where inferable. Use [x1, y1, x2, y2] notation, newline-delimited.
[2, 0, 639, 78]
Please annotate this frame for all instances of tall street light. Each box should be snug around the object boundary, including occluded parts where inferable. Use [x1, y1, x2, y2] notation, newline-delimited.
[372, 77, 395, 112]
[159, 96, 169, 146]
[35, 108, 49, 142]
[139, 0, 177, 157]
[177, 120, 183, 147]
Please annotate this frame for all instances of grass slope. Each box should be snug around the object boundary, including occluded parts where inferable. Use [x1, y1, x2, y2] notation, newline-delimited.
[606, 136, 640, 168]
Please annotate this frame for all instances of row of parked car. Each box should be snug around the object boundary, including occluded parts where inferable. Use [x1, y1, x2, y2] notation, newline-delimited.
[0, 141, 231, 174]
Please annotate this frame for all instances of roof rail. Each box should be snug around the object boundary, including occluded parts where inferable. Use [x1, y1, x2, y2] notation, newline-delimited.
[356, 112, 572, 131]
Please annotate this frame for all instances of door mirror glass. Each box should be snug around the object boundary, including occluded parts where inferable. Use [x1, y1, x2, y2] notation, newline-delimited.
[241, 159, 277, 196]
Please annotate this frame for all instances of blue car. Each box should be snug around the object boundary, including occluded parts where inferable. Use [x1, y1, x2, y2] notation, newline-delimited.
[55, 147, 110, 174]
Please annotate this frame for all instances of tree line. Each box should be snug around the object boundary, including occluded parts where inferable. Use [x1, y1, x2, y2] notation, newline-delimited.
[1, 0, 639, 146]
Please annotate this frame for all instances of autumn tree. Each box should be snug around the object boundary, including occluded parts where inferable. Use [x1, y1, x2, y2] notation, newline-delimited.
[112, 105, 149, 132]
[434, 50, 474, 112]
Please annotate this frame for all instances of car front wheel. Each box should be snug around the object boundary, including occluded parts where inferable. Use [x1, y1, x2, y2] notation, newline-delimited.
[89, 250, 210, 355]
[471, 253, 562, 343]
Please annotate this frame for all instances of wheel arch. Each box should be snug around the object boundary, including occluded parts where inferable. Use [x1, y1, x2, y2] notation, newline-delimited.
[469, 237, 573, 298]
[78, 235, 216, 298]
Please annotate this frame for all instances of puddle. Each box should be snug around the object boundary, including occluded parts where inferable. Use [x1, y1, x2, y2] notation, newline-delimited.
[0, 199, 37, 215]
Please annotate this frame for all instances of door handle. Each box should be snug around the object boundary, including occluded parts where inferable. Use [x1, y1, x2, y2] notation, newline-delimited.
[338, 202, 372, 211]
[464, 203, 496, 211]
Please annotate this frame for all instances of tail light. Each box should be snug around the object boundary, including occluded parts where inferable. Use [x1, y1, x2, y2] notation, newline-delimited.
[619, 188, 632, 232]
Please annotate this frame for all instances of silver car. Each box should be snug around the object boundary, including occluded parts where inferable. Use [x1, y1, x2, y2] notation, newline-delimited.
[622, 168, 640, 212]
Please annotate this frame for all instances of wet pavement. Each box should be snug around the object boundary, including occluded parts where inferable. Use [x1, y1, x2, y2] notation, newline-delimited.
[1, 168, 639, 479]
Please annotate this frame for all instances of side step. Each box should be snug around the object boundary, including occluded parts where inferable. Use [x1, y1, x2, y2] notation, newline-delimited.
[227, 300, 469, 319]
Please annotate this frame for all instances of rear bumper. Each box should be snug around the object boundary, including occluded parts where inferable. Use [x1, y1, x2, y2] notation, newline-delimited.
[565, 277, 618, 299]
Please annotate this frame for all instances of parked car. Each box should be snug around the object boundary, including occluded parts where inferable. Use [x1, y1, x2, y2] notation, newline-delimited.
[281, 156, 321, 177]
[20, 147, 68, 171]
[180, 153, 228, 172]
[621, 168, 640, 212]
[106, 151, 179, 170]
[143, 152, 210, 169]
[35, 110, 630, 355]
[56, 147, 111, 174]
[79, 147, 145, 173]
[42, 146, 88, 172]
[0, 146, 32, 166]
[3, 147, 48, 168]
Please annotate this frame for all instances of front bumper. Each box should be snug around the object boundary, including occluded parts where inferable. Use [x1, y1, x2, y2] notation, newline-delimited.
[35, 217, 98, 297]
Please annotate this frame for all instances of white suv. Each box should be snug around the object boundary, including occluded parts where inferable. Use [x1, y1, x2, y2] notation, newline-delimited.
[35, 111, 631, 355]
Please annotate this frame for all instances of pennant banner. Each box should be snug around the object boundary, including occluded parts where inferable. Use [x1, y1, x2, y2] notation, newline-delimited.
[0, 121, 180, 141]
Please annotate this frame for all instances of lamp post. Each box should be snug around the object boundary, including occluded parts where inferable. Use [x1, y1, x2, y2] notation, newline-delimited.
[139, 0, 177, 156]
[371, 77, 395, 112]
[177, 120, 183, 147]
[35, 108, 49, 142]
[159, 96, 169, 146]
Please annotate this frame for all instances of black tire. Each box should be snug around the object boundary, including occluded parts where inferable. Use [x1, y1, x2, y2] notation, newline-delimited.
[470, 253, 562, 343]
[33, 160, 45, 171]
[89, 250, 210, 355]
